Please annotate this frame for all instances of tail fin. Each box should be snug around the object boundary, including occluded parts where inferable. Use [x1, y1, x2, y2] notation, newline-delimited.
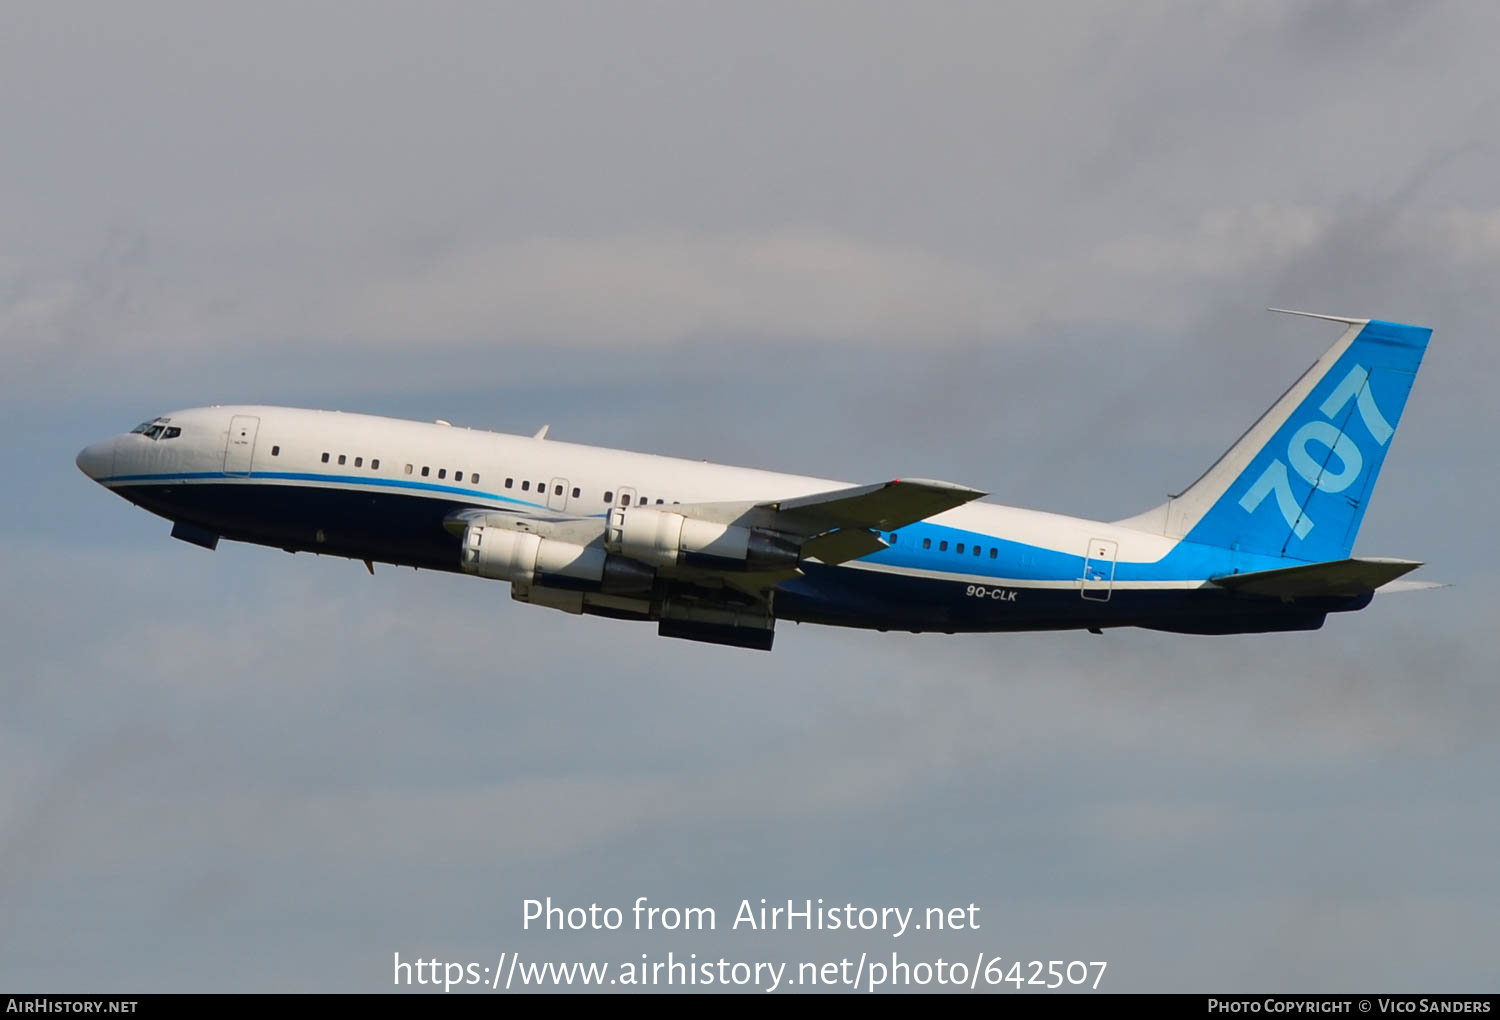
[1116, 312, 1432, 562]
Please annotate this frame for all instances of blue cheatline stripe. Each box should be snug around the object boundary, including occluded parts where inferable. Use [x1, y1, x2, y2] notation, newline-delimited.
[99, 469, 552, 511]
[866, 520, 1278, 584]
[98, 471, 1269, 586]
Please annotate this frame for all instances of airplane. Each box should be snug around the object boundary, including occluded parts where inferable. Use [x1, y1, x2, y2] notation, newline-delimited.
[75, 310, 1436, 651]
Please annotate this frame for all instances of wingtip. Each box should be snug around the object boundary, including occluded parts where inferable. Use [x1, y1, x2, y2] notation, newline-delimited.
[893, 477, 988, 498]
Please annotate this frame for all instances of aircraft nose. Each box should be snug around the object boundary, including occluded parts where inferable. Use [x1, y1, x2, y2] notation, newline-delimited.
[75, 440, 114, 481]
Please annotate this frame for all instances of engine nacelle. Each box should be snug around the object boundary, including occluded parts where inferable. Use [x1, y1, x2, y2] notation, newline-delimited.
[512, 584, 655, 621]
[511, 583, 772, 648]
[658, 597, 776, 650]
[510, 583, 584, 615]
[604, 507, 798, 571]
[460, 523, 654, 593]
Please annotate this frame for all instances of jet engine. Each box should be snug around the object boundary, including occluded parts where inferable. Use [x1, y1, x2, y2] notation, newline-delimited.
[460, 522, 654, 593]
[604, 507, 798, 571]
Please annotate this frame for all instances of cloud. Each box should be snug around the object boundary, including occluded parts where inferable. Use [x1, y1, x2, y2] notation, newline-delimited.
[334, 211, 1345, 349]
[11, 203, 1500, 395]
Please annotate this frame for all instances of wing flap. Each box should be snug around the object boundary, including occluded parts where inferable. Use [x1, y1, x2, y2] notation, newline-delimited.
[1212, 557, 1423, 598]
[800, 528, 889, 565]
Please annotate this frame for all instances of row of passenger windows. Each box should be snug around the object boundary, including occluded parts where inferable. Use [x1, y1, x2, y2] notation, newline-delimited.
[887, 533, 999, 559]
[309, 449, 677, 506]
[506, 483, 673, 507]
[411, 463, 478, 483]
[317, 451, 480, 484]
[505, 478, 572, 496]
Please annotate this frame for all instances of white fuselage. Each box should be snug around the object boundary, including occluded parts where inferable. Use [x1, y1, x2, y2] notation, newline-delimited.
[75, 405, 1361, 644]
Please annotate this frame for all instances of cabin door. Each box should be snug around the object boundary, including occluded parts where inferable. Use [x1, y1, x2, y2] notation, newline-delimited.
[224, 415, 260, 476]
[1081, 538, 1118, 602]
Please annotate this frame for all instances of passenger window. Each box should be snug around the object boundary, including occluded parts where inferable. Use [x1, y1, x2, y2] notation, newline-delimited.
[956, 543, 965, 554]
[621, 494, 631, 506]
[571, 486, 580, 498]
[535, 481, 544, 492]
[321, 453, 330, 463]
[604, 491, 613, 502]
[338, 455, 346, 465]
[973, 545, 980, 556]
[522, 480, 530, 491]
[421, 466, 430, 477]
[554, 484, 563, 496]
[939, 541, 948, 552]
[372, 459, 380, 470]
[438, 469, 446, 479]
[505, 478, 513, 488]
[889, 533, 898, 543]
[472, 473, 480, 484]
[656, 499, 664, 505]
[454, 469, 462, 480]
[270, 444, 279, 456]
[354, 457, 363, 467]
[404, 464, 413, 475]
[922, 538, 932, 550]
[990, 548, 997, 558]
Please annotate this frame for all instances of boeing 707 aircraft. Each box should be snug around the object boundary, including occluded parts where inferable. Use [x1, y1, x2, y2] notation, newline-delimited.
[76, 312, 1434, 650]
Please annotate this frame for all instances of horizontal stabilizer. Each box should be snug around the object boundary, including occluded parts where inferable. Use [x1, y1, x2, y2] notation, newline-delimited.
[1212, 557, 1422, 599]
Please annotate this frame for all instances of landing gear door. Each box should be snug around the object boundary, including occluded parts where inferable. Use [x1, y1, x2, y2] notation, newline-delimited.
[224, 415, 260, 476]
[1081, 537, 1118, 602]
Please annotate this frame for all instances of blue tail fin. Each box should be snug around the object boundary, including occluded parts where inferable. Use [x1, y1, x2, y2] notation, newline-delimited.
[1117, 313, 1432, 563]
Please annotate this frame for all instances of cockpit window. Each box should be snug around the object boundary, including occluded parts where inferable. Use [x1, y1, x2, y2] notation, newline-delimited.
[130, 417, 173, 440]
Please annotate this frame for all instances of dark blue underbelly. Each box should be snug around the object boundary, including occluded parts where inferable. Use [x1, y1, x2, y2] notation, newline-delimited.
[117, 481, 465, 572]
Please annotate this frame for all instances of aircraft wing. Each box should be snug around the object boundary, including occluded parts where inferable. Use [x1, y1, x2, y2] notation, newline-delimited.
[1210, 557, 1424, 599]
[673, 477, 987, 566]
[444, 478, 985, 573]
[765, 478, 988, 534]
[671, 478, 985, 534]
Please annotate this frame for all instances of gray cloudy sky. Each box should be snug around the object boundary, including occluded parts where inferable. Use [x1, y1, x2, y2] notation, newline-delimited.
[2, 1, 1497, 993]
